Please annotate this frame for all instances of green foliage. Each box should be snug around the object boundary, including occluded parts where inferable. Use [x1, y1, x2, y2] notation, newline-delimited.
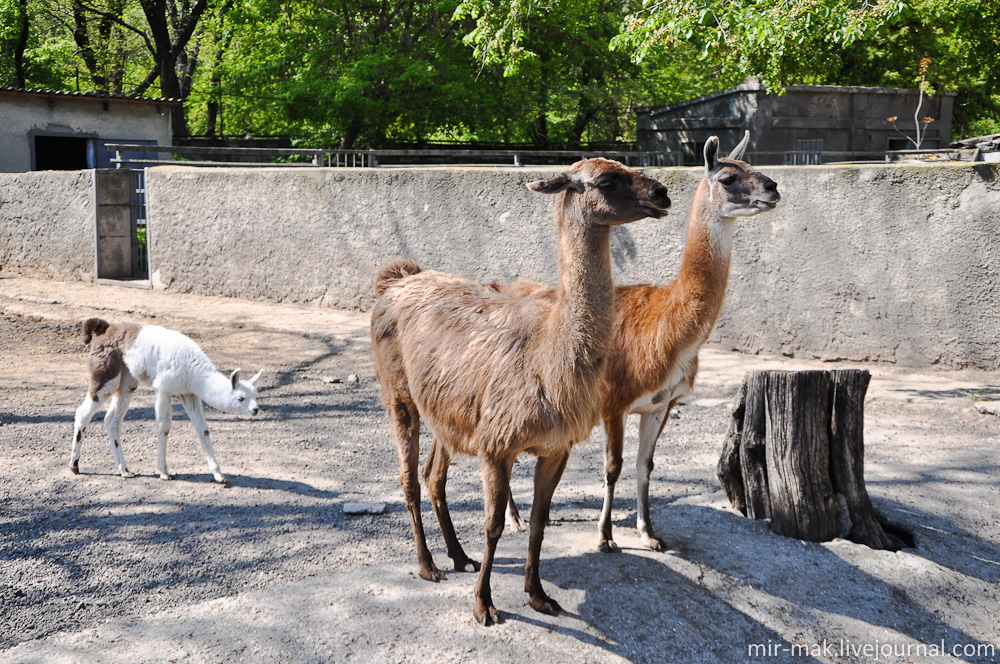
[6, 0, 1000, 147]
[189, 0, 498, 147]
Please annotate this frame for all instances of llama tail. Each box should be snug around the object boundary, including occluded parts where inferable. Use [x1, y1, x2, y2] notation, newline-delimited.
[82, 317, 111, 344]
[374, 258, 422, 296]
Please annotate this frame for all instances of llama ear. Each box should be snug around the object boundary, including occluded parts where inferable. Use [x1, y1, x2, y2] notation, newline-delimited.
[230, 368, 241, 389]
[526, 172, 583, 195]
[249, 369, 263, 385]
[704, 136, 720, 173]
[728, 130, 750, 161]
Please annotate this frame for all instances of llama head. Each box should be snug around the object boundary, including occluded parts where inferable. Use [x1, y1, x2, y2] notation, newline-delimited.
[226, 368, 263, 415]
[703, 131, 780, 219]
[526, 158, 671, 226]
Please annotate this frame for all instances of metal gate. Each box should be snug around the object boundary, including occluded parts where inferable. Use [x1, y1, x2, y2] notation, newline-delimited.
[93, 168, 149, 283]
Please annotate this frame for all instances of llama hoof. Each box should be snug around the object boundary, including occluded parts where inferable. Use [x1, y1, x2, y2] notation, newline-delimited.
[419, 566, 446, 582]
[159, 473, 175, 481]
[598, 539, 620, 553]
[529, 593, 563, 616]
[213, 475, 228, 485]
[506, 512, 527, 533]
[640, 534, 668, 552]
[474, 602, 501, 626]
[453, 556, 481, 573]
[69, 462, 80, 475]
[120, 470, 137, 479]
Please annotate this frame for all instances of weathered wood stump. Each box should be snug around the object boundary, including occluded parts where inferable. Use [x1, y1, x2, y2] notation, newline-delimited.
[718, 369, 906, 550]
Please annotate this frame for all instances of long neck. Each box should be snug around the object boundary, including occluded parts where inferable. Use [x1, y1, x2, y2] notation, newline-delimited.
[193, 371, 234, 411]
[670, 177, 735, 336]
[545, 194, 615, 380]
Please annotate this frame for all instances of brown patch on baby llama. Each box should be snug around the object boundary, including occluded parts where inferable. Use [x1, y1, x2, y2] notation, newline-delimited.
[82, 318, 141, 401]
[371, 158, 671, 625]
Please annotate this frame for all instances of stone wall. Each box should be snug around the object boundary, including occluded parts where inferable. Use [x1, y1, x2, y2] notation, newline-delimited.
[3, 163, 998, 369]
[0, 170, 94, 281]
[144, 162, 1000, 369]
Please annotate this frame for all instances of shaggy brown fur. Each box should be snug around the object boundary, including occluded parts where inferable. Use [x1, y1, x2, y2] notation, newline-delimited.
[434, 134, 780, 553]
[83, 318, 140, 401]
[371, 158, 671, 625]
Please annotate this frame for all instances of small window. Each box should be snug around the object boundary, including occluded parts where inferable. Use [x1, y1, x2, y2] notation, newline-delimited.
[33, 136, 92, 170]
[887, 137, 915, 151]
[682, 141, 706, 166]
[887, 137, 939, 150]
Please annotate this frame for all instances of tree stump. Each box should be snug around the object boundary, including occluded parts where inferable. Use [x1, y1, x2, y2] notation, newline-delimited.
[718, 369, 906, 550]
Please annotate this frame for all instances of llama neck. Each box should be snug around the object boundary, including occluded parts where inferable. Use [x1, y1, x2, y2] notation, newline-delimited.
[548, 196, 615, 372]
[671, 178, 735, 337]
[192, 371, 234, 411]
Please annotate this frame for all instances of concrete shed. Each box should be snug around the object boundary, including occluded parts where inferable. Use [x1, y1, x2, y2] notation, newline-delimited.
[637, 81, 957, 165]
[0, 87, 177, 173]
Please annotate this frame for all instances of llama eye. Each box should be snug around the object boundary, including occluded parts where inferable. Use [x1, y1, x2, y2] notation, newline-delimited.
[237, 395, 245, 402]
[595, 178, 615, 189]
[718, 174, 737, 186]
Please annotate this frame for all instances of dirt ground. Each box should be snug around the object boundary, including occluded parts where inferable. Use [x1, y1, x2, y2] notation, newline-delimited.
[1, 274, 999, 664]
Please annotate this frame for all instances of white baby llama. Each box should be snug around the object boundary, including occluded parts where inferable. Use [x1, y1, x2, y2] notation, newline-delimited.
[70, 317, 263, 483]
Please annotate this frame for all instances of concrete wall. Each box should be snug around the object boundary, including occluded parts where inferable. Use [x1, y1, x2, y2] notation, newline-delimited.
[0, 170, 95, 280]
[0, 91, 173, 173]
[143, 162, 1000, 370]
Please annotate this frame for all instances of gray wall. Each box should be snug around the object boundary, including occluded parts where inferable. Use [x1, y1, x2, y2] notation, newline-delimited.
[142, 162, 1000, 370]
[0, 170, 95, 281]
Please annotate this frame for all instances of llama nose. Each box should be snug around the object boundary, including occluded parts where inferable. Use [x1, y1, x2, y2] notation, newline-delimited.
[251, 407, 259, 416]
[653, 184, 671, 208]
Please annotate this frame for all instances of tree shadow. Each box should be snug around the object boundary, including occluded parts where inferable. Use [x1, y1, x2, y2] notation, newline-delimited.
[888, 385, 1000, 401]
[631, 502, 997, 663]
[0, 483, 359, 649]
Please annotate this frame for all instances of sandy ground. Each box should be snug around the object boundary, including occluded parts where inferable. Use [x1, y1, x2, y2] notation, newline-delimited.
[1, 274, 999, 664]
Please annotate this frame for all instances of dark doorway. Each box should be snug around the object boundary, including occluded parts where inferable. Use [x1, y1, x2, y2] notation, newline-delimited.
[33, 135, 91, 170]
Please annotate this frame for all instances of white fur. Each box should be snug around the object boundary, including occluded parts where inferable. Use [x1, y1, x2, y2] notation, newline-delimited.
[71, 325, 263, 483]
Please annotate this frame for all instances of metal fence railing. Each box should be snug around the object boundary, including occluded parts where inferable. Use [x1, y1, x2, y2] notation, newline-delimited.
[106, 143, 983, 170]
[105, 143, 684, 169]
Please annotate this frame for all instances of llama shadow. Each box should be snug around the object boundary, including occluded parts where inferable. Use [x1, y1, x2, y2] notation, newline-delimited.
[484, 490, 997, 663]
[490, 545, 822, 664]
[610, 225, 638, 270]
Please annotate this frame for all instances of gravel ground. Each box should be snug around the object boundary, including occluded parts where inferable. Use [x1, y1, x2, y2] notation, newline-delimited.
[1, 274, 999, 664]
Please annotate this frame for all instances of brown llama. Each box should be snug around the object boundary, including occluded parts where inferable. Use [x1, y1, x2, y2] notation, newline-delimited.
[438, 133, 780, 552]
[371, 158, 671, 625]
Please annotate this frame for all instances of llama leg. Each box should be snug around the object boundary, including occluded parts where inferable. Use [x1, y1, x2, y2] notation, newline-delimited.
[154, 390, 174, 480]
[473, 456, 513, 626]
[636, 405, 672, 551]
[180, 395, 227, 484]
[389, 399, 442, 582]
[524, 449, 569, 615]
[505, 491, 527, 533]
[104, 373, 138, 478]
[598, 415, 625, 552]
[70, 394, 105, 474]
[423, 439, 479, 572]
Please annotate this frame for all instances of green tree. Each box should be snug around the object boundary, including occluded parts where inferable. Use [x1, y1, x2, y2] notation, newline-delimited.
[194, 0, 497, 148]
[456, 0, 905, 89]
[0, 0, 30, 87]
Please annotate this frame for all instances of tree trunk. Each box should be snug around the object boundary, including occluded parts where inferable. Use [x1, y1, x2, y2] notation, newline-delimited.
[718, 369, 906, 550]
[13, 0, 29, 88]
